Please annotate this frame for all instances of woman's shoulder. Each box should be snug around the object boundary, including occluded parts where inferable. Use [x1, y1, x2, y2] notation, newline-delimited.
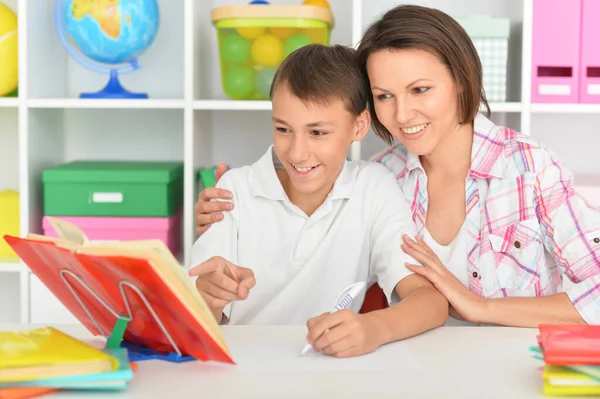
[369, 143, 410, 177]
[506, 132, 562, 175]
[476, 114, 560, 175]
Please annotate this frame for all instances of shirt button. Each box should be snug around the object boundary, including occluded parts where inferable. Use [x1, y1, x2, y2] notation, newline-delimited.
[472, 271, 478, 278]
[594, 237, 600, 244]
[514, 241, 521, 249]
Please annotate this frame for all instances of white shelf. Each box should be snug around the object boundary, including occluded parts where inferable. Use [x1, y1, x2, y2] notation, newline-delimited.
[0, 261, 26, 273]
[488, 102, 523, 113]
[27, 99, 186, 110]
[193, 101, 524, 113]
[194, 100, 272, 111]
[0, 0, 599, 327]
[0, 98, 19, 108]
[531, 103, 600, 114]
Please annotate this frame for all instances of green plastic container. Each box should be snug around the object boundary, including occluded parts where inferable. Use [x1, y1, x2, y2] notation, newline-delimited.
[42, 161, 184, 217]
[211, 5, 334, 100]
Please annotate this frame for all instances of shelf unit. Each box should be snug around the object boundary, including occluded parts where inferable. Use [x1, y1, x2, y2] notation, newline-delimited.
[1, 0, 599, 325]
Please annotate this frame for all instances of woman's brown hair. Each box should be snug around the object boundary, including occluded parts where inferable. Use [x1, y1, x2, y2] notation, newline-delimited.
[356, 5, 491, 145]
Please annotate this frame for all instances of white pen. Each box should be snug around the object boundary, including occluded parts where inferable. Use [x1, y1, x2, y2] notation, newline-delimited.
[300, 281, 367, 356]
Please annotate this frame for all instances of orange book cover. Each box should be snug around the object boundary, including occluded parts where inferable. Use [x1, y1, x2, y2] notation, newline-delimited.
[538, 324, 600, 365]
[3, 233, 234, 365]
[0, 387, 59, 399]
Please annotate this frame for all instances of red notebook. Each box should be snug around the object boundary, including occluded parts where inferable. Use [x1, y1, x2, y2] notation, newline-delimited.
[3, 219, 234, 365]
[538, 324, 600, 365]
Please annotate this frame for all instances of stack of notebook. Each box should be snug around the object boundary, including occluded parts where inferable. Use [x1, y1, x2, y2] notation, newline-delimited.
[0, 326, 135, 398]
[531, 324, 600, 396]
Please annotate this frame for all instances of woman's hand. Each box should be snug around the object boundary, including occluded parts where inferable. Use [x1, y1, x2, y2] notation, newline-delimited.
[401, 234, 488, 323]
[195, 163, 232, 235]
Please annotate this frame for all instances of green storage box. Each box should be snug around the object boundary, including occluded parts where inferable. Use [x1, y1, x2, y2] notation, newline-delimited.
[42, 161, 184, 217]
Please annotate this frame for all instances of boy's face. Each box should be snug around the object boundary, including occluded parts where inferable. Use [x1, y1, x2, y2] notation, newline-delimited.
[271, 85, 369, 201]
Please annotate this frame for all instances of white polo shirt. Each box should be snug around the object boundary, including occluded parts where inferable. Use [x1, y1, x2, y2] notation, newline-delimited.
[190, 146, 419, 325]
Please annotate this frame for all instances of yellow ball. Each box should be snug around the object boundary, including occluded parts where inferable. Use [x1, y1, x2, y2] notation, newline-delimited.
[302, 0, 330, 8]
[251, 34, 283, 67]
[269, 27, 295, 40]
[236, 26, 266, 40]
[0, 2, 18, 96]
[304, 28, 327, 44]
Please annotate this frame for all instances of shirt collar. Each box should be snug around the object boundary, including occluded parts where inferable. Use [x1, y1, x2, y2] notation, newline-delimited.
[469, 113, 506, 179]
[405, 113, 506, 179]
[248, 145, 358, 201]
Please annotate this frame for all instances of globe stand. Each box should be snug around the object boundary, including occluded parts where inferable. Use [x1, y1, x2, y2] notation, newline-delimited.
[80, 69, 148, 99]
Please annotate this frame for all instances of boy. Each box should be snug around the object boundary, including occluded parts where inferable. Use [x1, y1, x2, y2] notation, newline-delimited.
[189, 44, 448, 358]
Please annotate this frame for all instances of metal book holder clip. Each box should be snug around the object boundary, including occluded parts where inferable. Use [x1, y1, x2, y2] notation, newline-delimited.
[60, 269, 195, 363]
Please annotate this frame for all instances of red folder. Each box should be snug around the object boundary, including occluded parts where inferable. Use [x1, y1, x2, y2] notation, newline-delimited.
[538, 324, 600, 365]
[3, 234, 234, 365]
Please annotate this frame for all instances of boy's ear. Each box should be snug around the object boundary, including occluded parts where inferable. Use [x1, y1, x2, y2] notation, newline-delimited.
[353, 109, 371, 142]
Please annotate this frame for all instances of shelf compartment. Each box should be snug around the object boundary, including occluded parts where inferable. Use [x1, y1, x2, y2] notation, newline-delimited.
[27, 0, 184, 100]
[193, 0, 353, 101]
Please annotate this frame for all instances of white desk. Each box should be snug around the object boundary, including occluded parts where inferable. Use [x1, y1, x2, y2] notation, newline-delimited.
[1, 324, 549, 399]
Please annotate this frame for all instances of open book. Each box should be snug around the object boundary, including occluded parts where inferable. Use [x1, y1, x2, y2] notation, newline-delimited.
[3, 218, 234, 365]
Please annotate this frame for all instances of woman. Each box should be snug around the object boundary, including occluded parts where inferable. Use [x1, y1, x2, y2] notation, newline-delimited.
[195, 5, 600, 327]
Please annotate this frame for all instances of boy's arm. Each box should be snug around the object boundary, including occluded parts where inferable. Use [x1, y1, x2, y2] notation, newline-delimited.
[190, 173, 240, 323]
[368, 170, 449, 344]
[306, 169, 448, 357]
[365, 274, 449, 346]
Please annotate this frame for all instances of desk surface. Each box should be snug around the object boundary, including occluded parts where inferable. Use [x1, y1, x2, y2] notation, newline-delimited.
[1, 324, 550, 399]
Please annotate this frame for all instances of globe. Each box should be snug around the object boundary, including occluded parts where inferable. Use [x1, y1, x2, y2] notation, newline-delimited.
[55, 0, 160, 99]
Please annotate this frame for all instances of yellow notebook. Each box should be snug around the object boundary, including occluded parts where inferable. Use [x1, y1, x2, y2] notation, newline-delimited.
[543, 365, 600, 396]
[543, 380, 600, 396]
[0, 327, 119, 383]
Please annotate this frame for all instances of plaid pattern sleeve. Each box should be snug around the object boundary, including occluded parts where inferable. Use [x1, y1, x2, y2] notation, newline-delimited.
[534, 147, 600, 324]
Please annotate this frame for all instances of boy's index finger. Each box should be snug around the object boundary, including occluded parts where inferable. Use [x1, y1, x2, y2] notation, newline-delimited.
[188, 256, 228, 277]
[188, 260, 217, 276]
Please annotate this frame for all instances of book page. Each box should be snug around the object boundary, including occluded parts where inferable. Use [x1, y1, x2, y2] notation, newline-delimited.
[45, 217, 89, 246]
[25, 233, 80, 252]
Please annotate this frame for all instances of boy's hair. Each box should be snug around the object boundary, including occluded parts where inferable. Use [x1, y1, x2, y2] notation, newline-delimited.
[269, 44, 367, 116]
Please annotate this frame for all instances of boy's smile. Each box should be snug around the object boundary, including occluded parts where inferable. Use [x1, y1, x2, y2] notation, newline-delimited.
[291, 162, 321, 178]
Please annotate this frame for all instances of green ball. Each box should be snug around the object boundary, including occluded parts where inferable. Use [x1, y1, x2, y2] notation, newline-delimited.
[223, 66, 255, 100]
[220, 34, 251, 65]
[255, 67, 277, 99]
[284, 34, 313, 58]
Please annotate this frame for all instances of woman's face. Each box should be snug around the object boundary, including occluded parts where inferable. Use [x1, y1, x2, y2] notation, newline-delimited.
[366, 48, 461, 156]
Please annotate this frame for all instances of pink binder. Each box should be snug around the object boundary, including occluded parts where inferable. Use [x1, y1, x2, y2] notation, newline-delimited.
[531, 0, 582, 103]
[580, 0, 600, 103]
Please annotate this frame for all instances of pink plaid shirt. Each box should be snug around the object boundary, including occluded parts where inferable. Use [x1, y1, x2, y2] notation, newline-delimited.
[372, 113, 600, 324]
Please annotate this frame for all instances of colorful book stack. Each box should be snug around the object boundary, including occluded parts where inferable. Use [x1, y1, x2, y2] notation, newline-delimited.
[531, 324, 600, 396]
[0, 326, 135, 397]
[41, 161, 184, 258]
